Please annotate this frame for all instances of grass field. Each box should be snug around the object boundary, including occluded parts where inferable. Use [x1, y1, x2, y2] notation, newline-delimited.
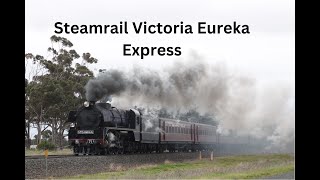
[62, 154, 294, 179]
[25, 148, 73, 156]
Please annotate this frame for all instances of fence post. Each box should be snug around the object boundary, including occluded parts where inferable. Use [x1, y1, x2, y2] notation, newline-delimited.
[45, 149, 48, 177]
[210, 151, 214, 161]
[199, 151, 202, 160]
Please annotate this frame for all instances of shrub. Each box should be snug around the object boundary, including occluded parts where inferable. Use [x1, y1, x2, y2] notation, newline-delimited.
[37, 141, 56, 150]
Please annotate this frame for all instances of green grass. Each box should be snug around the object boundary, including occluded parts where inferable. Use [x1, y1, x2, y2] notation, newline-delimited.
[138, 162, 192, 175]
[62, 154, 294, 179]
[194, 164, 294, 179]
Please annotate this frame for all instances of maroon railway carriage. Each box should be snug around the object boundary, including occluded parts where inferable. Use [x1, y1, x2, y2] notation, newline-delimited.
[157, 118, 218, 152]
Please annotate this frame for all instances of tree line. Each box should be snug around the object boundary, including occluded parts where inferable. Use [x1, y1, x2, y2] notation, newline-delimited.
[25, 35, 98, 148]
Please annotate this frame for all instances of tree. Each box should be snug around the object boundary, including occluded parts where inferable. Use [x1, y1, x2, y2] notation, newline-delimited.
[25, 53, 45, 148]
[42, 130, 52, 141]
[25, 35, 98, 146]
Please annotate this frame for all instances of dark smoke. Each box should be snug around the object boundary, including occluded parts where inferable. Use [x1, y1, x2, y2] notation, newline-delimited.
[85, 59, 227, 112]
[85, 70, 127, 101]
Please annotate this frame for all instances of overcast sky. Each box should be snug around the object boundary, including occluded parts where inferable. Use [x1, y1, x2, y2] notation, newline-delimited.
[26, 0, 294, 84]
[26, 0, 294, 138]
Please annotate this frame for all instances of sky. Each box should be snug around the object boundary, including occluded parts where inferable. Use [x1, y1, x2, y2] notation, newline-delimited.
[25, 0, 294, 139]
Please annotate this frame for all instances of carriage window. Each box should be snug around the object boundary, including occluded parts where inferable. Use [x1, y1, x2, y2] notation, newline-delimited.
[165, 126, 168, 133]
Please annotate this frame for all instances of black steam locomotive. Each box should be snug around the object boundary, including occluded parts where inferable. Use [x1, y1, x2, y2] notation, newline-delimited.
[67, 101, 250, 155]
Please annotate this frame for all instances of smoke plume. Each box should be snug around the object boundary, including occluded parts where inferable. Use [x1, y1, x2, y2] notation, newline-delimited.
[84, 54, 294, 152]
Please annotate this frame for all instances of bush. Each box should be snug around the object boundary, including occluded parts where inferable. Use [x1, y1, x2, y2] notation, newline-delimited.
[37, 141, 56, 150]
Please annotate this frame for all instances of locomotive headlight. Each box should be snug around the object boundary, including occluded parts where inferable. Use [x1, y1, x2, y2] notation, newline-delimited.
[75, 140, 79, 144]
[84, 101, 89, 107]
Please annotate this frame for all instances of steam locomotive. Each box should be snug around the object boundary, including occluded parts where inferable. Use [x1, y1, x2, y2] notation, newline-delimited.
[67, 101, 250, 155]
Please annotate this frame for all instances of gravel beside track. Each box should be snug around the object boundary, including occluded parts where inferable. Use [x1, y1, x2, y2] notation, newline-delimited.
[25, 151, 214, 179]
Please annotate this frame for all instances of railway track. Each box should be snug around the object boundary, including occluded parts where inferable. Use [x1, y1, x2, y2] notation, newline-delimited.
[25, 152, 182, 159]
[25, 154, 75, 159]
[25, 150, 248, 160]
